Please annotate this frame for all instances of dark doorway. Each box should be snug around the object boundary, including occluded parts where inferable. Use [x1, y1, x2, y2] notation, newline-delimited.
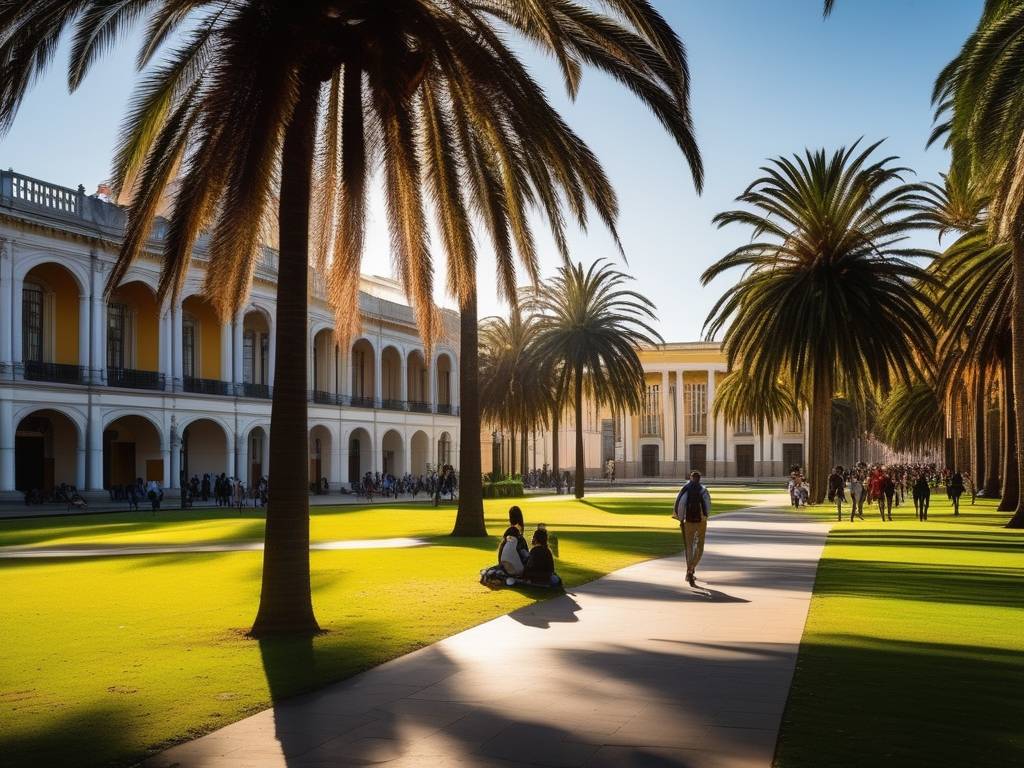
[349, 438, 360, 482]
[736, 444, 755, 477]
[641, 444, 659, 477]
[689, 443, 707, 475]
[14, 435, 44, 492]
[783, 443, 804, 473]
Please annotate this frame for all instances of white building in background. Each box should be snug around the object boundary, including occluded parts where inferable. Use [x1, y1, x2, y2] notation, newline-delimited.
[0, 169, 460, 499]
[484, 342, 809, 481]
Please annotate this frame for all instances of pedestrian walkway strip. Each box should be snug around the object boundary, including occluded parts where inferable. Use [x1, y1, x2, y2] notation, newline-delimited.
[145, 509, 828, 768]
[0, 537, 429, 559]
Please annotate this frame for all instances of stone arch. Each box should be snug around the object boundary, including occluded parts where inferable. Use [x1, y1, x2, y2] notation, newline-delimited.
[381, 429, 404, 476]
[103, 413, 163, 489]
[14, 408, 82, 492]
[350, 338, 376, 406]
[181, 417, 229, 481]
[347, 426, 373, 484]
[14, 252, 89, 294]
[437, 431, 453, 468]
[410, 430, 430, 475]
[309, 424, 333, 492]
[244, 423, 270, 483]
[21, 261, 87, 368]
[380, 345, 402, 405]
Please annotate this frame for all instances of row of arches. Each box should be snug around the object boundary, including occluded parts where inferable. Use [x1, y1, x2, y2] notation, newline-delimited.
[10, 407, 454, 493]
[14, 259, 457, 408]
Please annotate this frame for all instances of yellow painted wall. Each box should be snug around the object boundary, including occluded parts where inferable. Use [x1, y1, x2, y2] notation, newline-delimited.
[183, 297, 221, 378]
[28, 263, 80, 365]
[638, 345, 726, 367]
[110, 282, 159, 371]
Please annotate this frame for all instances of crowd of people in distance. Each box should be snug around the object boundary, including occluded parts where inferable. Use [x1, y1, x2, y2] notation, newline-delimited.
[23, 482, 87, 510]
[521, 466, 574, 494]
[480, 505, 562, 588]
[182, 472, 268, 510]
[823, 462, 974, 522]
[348, 465, 458, 504]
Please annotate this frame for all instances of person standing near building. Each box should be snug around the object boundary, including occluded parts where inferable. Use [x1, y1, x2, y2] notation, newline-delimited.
[673, 471, 711, 587]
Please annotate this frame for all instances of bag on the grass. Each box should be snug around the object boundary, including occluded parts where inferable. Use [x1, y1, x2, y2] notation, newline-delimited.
[479, 565, 508, 588]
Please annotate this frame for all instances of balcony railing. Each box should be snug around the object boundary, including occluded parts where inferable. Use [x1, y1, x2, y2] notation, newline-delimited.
[107, 367, 165, 391]
[312, 390, 338, 405]
[350, 395, 375, 409]
[409, 400, 432, 413]
[240, 382, 272, 399]
[23, 361, 87, 385]
[182, 376, 232, 396]
[436, 403, 453, 415]
[381, 398, 407, 412]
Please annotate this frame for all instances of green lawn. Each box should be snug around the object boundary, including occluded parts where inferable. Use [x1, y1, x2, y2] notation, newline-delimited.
[0, 488, 757, 768]
[776, 494, 1024, 767]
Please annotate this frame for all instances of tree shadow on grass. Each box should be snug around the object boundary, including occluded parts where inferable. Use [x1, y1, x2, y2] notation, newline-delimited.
[828, 529, 1024, 555]
[0, 702, 137, 768]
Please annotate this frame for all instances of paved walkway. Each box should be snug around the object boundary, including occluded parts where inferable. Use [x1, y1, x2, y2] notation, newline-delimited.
[0, 537, 428, 559]
[145, 509, 827, 768]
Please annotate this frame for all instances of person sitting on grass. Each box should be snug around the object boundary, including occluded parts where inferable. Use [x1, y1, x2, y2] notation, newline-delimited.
[522, 525, 561, 587]
[498, 506, 530, 576]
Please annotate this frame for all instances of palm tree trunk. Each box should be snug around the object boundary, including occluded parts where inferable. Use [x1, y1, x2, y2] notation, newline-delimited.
[1002, 326, 1022, 522]
[520, 420, 528, 478]
[574, 366, 585, 499]
[251, 73, 321, 637]
[552, 406, 560, 480]
[509, 429, 516, 477]
[974, 368, 986, 494]
[808, 371, 832, 505]
[452, 289, 487, 536]
[985, 393, 1001, 495]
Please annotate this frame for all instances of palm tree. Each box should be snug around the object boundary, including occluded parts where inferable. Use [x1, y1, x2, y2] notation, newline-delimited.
[931, 1, 1024, 526]
[479, 307, 553, 477]
[0, 1, 704, 630]
[878, 380, 946, 456]
[530, 260, 662, 499]
[703, 141, 937, 502]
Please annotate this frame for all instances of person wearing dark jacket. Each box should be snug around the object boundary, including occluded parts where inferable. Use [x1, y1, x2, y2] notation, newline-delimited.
[912, 474, 931, 521]
[522, 526, 559, 586]
[674, 471, 711, 587]
[948, 471, 966, 516]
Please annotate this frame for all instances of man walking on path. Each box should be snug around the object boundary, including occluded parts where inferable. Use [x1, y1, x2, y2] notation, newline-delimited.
[674, 471, 711, 587]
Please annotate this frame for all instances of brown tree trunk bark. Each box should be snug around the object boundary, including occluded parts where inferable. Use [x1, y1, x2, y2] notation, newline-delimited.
[985, 390, 1001, 495]
[999, 346, 1018, 511]
[452, 289, 487, 536]
[808, 372, 832, 505]
[509, 429, 516, 477]
[574, 365, 585, 499]
[1004, 281, 1022, 523]
[974, 368, 986, 495]
[251, 73, 321, 637]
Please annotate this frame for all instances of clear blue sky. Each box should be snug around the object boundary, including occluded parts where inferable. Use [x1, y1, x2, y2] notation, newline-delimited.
[0, 0, 982, 341]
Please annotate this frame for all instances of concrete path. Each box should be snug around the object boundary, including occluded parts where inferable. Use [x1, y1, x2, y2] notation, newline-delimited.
[145, 510, 827, 768]
[0, 537, 428, 559]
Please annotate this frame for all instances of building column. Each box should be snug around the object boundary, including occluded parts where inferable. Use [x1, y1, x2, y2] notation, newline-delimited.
[87, 404, 103, 491]
[89, 254, 106, 385]
[400, 354, 408, 403]
[76, 438, 86, 490]
[237, 431, 248, 485]
[220, 320, 232, 383]
[0, 398, 13, 491]
[78, 295, 90, 372]
[232, 313, 244, 390]
[159, 304, 172, 391]
[706, 369, 717, 477]
[11, 267, 23, 375]
[172, 302, 183, 390]
[661, 370, 672, 472]
[169, 424, 180, 490]
[340, 345, 351, 398]
[677, 368, 686, 470]
[373, 344, 383, 406]
[226, 429, 237, 480]
[429, 355, 437, 411]
[267, 319, 276, 387]
[0, 239, 11, 375]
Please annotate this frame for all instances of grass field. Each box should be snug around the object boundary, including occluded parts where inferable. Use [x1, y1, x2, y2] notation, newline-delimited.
[0, 487, 762, 768]
[775, 494, 1024, 767]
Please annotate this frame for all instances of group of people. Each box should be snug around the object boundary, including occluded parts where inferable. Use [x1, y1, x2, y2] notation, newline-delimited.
[183, 473, 269, 509]
[350, 466, 458, 504]
[827, 462, 973, 522]
[481, 505, 562, 588]
[23, 482, 87, 510]
[520, 467, 574, 494]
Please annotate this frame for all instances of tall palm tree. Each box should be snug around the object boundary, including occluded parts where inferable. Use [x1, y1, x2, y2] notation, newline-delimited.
[0, 1, 704, 631]
[931, 1, 1024, 525]
[878, 380, 946, 456]
[703, 141, 937, 502]
[530, 260, 661, 499]
[479, 306, 553, 477]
